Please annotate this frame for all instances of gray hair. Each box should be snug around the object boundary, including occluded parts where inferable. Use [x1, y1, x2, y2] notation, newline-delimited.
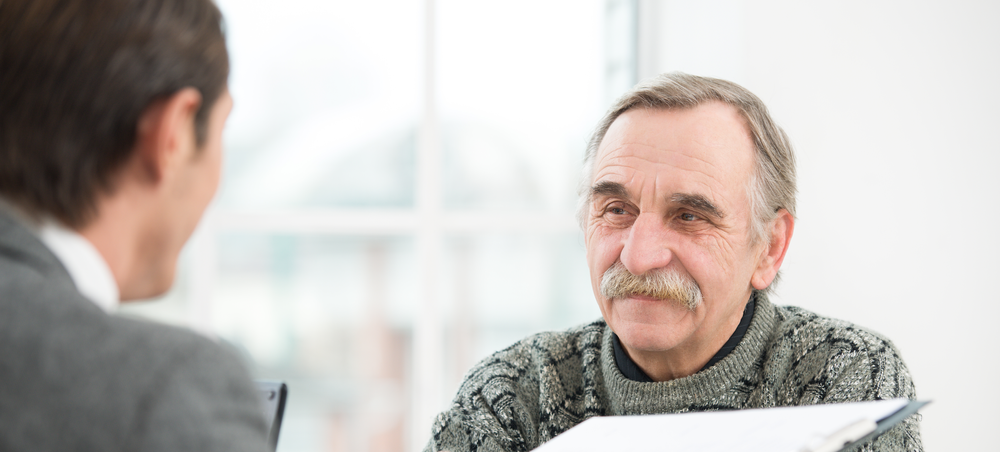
[579, 72, 797, 246]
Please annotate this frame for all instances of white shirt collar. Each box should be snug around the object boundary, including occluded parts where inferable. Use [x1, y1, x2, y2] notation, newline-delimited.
[36, 219, 120, 312]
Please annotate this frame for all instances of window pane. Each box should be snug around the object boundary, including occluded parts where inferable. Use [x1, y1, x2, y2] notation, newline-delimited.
[439, 232, 598, 392]
[121, 2, 627, 452]
[216, 0, 422, 210]
[216, 233, 416, 452]
[438, 0, 607, 212]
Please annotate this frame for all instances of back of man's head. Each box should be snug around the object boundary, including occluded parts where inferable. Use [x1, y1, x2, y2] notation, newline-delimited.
[0, 0, 229, 229]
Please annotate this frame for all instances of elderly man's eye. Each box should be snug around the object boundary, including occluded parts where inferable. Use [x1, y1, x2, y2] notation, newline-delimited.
[609, 206, 627, 215]
[680, 212, 698, 221]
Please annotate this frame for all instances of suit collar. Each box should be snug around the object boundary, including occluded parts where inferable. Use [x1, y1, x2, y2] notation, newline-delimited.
[0, 201, 71, 282]
[36, 219, 119, 311]
[0, 202, 121, 310]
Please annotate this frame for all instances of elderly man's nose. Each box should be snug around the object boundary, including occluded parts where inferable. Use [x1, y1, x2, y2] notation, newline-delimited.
[620, 213, 673, 275]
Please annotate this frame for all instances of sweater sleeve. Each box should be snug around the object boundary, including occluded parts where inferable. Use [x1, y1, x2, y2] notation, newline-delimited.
[795, 324, 923, 452]
[425, 403, 525, 452]
[424, 357, 542, 452]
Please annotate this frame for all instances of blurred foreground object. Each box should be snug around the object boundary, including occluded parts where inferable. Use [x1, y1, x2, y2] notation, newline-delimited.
[0, 0, 270, 450]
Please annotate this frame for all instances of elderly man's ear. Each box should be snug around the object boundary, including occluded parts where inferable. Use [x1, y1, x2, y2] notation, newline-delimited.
[132, 87, 203, 184]
[751, 210, 795, 291]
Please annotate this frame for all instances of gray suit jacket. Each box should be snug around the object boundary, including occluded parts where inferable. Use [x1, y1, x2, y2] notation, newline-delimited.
[0, 208, 271, 451]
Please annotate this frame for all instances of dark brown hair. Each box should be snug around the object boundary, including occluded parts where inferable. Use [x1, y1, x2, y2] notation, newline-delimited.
[0, 0, 229, 228]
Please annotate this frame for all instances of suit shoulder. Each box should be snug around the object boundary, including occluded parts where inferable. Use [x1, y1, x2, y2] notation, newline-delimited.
[114, 314, 254, 376]
[110, 318, 269, 451]
[0, 263, 266, 450]
[1, 268, 248, 378]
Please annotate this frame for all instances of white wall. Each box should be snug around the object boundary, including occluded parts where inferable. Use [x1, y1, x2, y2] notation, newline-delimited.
[638, 0, 1000, 449]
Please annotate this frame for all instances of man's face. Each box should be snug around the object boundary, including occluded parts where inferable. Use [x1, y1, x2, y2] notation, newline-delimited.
[585, 102, 765, 358]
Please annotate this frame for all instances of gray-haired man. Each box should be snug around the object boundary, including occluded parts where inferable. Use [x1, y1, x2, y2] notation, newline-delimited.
[426, 73, 922, 452]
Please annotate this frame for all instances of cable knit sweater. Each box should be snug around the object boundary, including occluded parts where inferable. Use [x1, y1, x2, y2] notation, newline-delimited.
[426, 295, 921, 452]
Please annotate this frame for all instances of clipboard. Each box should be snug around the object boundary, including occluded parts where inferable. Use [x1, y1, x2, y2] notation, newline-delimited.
[531, 398, 929, 452]
[831, 400, 929, 452]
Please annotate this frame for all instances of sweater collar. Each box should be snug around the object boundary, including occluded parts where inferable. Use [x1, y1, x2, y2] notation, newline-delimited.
[611, 295, 756, 382]
[0, 201, 119, 312]
[600, 293, 777, 416]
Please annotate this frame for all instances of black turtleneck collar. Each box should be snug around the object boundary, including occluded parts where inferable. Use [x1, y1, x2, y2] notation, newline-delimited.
[611, 294, 756, 382]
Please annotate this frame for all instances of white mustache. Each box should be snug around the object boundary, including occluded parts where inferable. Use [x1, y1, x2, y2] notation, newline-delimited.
[599, 261, 703, 311]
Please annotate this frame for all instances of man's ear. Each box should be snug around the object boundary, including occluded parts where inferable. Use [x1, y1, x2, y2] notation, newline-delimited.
[751, 209, 795, 291]
[133, 88, 202, 183]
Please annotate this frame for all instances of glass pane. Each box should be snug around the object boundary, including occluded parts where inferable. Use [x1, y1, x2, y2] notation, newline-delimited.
[439, 232, 599, 393]
[215, 233, 417, 452]
[215, 0, 422, 210]
[437, 0, 607, 212]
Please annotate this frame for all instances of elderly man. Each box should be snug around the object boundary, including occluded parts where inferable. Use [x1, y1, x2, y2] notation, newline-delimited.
[426, 73, 921, 452]
[0, 0, 270, 450]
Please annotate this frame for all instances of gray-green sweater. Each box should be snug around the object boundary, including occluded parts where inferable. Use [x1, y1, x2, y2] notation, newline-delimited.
[426, 295, 921, 452]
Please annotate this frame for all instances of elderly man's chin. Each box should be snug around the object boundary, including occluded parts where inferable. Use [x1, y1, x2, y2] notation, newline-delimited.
[604, 294, 704, 351]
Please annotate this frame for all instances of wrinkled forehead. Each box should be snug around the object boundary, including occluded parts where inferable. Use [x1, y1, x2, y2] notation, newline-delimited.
[593, 104, 756, 185]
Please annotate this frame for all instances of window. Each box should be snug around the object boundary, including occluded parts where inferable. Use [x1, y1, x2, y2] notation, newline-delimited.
[121, 1, 636, 451]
